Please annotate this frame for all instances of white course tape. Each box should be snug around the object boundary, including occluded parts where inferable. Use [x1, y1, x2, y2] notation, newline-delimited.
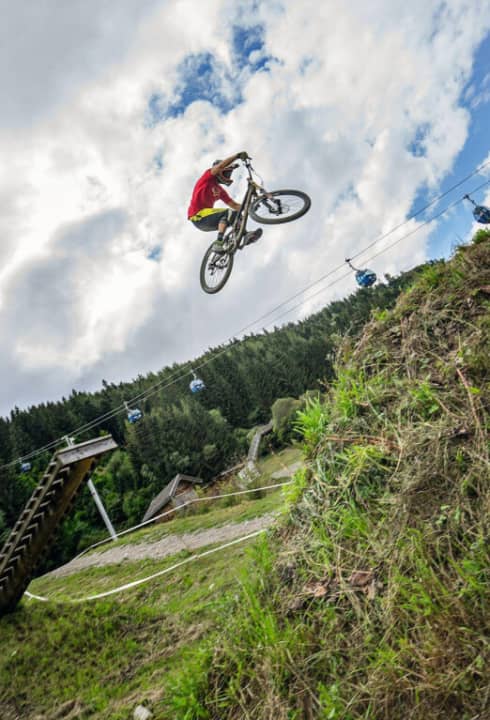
[25, 527, 267, 604]
[74, 479, 293, 559]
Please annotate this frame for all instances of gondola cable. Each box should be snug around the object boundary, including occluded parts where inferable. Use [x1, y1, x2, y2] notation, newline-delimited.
[2, 170, 489, 471]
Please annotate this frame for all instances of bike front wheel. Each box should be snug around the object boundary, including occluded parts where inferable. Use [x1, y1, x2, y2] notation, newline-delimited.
[200, 245, 234, 294]
[249, 189, 311, 224]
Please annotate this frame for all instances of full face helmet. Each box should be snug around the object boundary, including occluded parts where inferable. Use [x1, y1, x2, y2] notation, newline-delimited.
[212, 160, 238, 185]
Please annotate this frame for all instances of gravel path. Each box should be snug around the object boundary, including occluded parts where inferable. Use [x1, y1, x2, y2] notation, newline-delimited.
[47, 513, 277, 579]
[271, 461, 303, 479]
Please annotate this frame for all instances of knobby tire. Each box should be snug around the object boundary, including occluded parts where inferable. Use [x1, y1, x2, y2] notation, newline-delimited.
[200, 245, 234, 294]
[249, 189, 311, 224]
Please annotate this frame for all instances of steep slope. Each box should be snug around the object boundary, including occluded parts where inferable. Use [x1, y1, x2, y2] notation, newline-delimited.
[0, 235, 488, 720]
[190, 232, 490, 719]
[1, 265, 419, 572]
[0, 486, 287, 720]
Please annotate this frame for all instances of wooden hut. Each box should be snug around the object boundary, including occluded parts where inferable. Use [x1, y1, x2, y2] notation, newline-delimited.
[142, 474, 204, 523]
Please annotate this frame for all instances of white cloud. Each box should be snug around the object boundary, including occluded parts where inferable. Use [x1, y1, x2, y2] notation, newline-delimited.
[0, 1, 163, 128]
[1, 0, 489, 415]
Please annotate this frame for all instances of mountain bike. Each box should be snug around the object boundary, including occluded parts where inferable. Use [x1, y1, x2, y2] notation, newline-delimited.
[200, 159, 311, 294]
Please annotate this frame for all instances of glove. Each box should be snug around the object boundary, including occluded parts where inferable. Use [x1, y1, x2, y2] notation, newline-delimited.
[237, 151, 250, 161]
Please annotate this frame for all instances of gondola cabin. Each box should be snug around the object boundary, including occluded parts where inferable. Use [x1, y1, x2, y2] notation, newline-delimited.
[355, 269, 377, 287]
[189, 372, 205, 393]
[20, 462, 31, 473]
[190, 377, 205, 394]
[127, 408, 142, 423]
[472, 204, 490, 224]
[124, 402, 142, 423]
[346, 258, 377, 288]
[464, 194, 490, 224]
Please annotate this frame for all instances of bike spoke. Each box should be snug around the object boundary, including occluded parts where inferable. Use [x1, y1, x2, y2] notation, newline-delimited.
[261, 197, 299, 218]
[201, 251, 233, 292]
[249, 190, 311, 224]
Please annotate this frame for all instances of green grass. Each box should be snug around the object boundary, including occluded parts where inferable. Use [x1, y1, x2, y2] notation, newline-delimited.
[0, 539, 265, 720]
[1, 474, 295, 719]
[179, 235, 490, 720]
[256, 445, 303, 477]
[82, 485, 286, 552]
[2, 237, 489, 720]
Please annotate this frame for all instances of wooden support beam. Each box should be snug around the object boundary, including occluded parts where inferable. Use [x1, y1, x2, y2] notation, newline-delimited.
[0, 435, 117, 616]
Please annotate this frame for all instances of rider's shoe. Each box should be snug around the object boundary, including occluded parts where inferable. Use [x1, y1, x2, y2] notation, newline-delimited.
[244, 228, 263, 246]
[211, 240, 226, 254]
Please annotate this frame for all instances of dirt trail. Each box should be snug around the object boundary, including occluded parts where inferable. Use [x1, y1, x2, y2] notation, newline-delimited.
[47, 513, 277, 579]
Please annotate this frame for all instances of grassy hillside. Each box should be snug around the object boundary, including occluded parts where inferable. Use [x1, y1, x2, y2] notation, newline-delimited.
[184, 232, 490, 719]
[0, 474, 290, 719]
[0, 234, 488, 720]
[1, 262, 419, 573]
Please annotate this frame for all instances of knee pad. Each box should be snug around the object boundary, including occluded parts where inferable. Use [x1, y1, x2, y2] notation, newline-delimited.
[226, 209, 237, 225]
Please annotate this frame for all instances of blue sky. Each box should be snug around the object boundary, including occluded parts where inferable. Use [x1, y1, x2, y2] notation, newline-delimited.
[146, 12, 490, 267]
[416, 32, 490, 257]
[146, 23, 274, 125]
[0, 0, 489, 416]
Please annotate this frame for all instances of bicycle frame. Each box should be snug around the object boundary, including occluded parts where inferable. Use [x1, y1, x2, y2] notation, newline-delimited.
[200, 161, 311, 294]
[226, 161, 267, 252]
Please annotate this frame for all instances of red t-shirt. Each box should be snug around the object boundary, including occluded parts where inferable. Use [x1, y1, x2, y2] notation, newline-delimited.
[187, 169, 233, 218]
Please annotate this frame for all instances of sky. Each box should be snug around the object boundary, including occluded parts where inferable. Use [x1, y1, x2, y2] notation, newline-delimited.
[1, 0, 490, 418]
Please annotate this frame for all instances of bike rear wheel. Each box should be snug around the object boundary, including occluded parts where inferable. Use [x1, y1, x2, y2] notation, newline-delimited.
[200, 245, 234, 294]
[249, 189, 311, 224]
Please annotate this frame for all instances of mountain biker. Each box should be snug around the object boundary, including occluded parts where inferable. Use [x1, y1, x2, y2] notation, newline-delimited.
[187, 151, 262, 252]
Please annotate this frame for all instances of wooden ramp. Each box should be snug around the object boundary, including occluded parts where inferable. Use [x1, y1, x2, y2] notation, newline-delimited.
[247, 421, 273, 464]
[0, 435, 117, 616]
